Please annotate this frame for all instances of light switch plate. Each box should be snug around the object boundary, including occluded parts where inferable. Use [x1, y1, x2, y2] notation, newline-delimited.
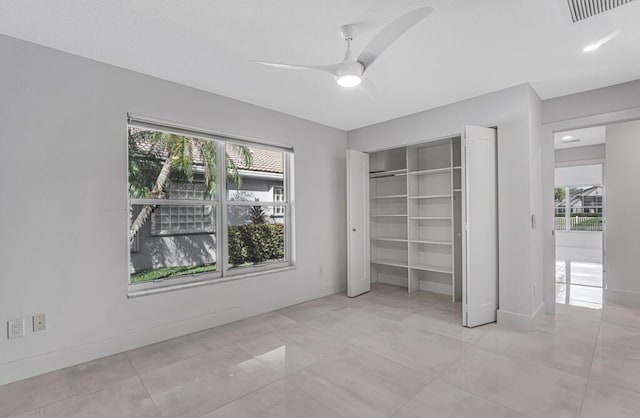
[8, 318, 25, 339]
[33, 313, 46, 332]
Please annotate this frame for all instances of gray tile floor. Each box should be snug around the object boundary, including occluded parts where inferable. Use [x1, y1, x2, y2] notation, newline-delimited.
[2, 283, 640, 417]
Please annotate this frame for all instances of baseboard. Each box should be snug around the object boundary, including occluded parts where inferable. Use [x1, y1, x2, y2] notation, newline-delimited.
[377, 275, 408, 288]
[533, 302, 546, 321]
[605, 289, 640, 309]
[418, 281, 452, 296]
[497, 302, 544, 331]
[0, 282, 344, 386]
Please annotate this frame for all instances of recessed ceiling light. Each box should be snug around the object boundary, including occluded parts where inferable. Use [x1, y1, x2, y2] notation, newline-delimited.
[583, 43, 601, 53]
[582, 30, 622, 53]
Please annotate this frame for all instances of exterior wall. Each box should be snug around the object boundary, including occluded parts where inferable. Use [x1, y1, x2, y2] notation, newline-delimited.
[130, 175, 284, 273]
[130, 219, 217, 273]
[0, 34, 347, 385]
[226, 176, 285, 223]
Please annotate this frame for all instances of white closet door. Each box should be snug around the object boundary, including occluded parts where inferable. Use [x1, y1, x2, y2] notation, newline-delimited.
[462, 126, 497, 327]
[347, 150, 371, 297]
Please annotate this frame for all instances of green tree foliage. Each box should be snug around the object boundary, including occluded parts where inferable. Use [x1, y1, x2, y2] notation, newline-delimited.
[128, 128, 253, 242]
[250, 205, 267, 224]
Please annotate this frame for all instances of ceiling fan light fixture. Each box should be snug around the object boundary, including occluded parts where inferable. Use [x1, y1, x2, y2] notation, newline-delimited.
[337, 74, 362, 88]
[254, 6, 433, 95]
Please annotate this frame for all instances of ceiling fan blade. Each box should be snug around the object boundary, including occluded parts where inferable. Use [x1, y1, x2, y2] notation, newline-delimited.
[254, 61, 339, 75]
[357, 78, 377, 101]
[358, 6, 433, 72]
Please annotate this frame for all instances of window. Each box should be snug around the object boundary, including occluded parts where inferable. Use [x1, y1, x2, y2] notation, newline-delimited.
[225, 142, 289, 272]
[273, 186, 285, 216]
[128, 117, 294, 293]
[555, 185, 603, 231]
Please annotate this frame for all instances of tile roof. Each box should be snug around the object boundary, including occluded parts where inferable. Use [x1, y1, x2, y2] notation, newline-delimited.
[225, 143, 283, 174]
[130, 129, 283, 174]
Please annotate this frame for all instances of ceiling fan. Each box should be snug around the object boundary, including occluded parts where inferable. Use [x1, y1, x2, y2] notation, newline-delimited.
[255, 6, 433, 91]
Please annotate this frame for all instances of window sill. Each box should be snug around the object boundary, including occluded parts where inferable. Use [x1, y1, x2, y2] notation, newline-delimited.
[556, 230, 603, 234]
[127, 264, 295, 298]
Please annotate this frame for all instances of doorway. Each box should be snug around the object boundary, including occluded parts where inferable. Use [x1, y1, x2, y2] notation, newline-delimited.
[553, 127, 605, 309]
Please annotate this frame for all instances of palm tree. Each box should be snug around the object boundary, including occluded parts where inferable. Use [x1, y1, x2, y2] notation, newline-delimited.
[128, 129, 252, 242]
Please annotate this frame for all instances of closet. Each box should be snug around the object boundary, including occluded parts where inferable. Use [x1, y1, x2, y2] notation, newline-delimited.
[348, 126, 497, 327]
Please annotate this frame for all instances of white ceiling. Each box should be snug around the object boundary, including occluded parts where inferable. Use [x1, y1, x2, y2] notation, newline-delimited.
[1, 0, 640, 131]
[554, 126, 606, 149]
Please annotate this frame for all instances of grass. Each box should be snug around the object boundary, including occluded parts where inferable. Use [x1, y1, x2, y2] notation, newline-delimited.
[131, 263, 217, 283]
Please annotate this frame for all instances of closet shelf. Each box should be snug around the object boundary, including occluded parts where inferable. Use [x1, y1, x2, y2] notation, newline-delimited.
[372, 259, 409, 268]
[372, 214, 408, 217]
[410, 263, 453, 274]
[408, 194, 451, 199]
[453, 189, 462, 192]
[409, 216, 452, 220]
[372, 194, 408, 200]
[409, 240, 453, 245]
[453, 166, 462, 170]
[369, 168, 407, 178]
[371, 237, 408, 243]
[408, 167, 451, 175]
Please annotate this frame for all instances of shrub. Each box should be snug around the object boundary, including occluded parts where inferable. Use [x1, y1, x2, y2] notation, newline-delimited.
[569, 213, 601, 218]
[228, 226, 247, 265]
[228, 223, 285, 266]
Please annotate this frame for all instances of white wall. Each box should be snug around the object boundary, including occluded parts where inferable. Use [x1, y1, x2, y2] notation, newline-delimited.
[556, 232, 602, 250]
[555, 164, 603, 186]
[528, 87, 545, 316]
[543, 79, 640, 125]
[604, 120, 640, 306]
[348, 84, 544, 328]
[0, 35, 348, 385]
[555, 144, 605, 166]
[556, 231, 603, 265]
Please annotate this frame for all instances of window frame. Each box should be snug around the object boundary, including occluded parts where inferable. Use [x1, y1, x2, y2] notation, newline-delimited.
[127, 115, 295, 296]
[222, 155, 292, 278]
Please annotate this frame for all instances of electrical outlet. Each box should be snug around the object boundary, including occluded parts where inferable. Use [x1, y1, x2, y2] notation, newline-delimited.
[33, 313, 46, 332]
[7, 318, 25, 339]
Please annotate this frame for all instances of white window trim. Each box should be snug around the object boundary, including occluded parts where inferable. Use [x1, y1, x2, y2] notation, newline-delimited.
[127, 117, 295, 296]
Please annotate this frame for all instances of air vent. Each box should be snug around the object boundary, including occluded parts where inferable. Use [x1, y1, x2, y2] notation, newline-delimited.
[567, 0, 636, 22]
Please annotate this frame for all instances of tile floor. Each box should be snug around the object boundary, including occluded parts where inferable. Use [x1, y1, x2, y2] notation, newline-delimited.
[556, 260, 603, 310]
[2, 283, 640, 417]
